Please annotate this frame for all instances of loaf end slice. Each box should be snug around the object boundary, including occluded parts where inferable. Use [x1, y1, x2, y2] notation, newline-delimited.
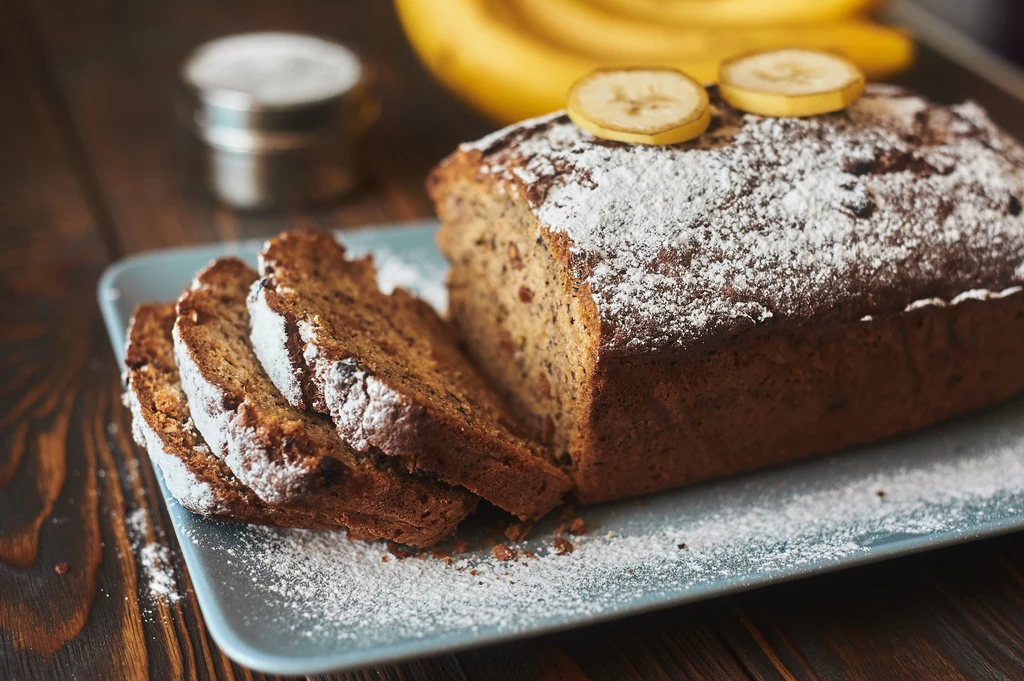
[126, 301, 475, 544]
[124, 303, 255, 518]
[251, 230, 572, 521]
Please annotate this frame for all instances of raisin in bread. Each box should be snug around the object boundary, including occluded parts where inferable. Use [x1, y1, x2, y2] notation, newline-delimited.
[429, 84, 1024, 504]
[248, 230, 572, 521]
[170, 258, 476, 543]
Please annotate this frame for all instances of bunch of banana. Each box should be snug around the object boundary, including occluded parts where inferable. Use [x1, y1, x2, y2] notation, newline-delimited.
[394, 0, 914, 124]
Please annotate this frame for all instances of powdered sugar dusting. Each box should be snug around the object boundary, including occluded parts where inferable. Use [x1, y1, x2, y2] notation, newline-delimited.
[139, 544, 181, 603]
[248, 282, 305, 407]
[905, 285, 1023, 312]
[373, 253, 447, 313]
[183, 399, 1024, 648]
[460, 111, 564, 154]
[310, 352, 405, 454]
[123, 387, 222, 515]
[126, 508, 182, 604]
[469, 85, 1024, 352]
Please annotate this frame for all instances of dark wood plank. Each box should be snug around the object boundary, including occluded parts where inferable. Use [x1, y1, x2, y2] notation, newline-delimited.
[0, 0, 266, 677]
[0, 0, 127, 670]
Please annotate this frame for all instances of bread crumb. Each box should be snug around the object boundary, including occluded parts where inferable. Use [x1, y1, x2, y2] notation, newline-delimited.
[491, 544, 518, 561]
[553, 537, 574, 556]
[452, 540, 470, 554]
[387, 543, 413, 560]
[536, 372, 552, 400]
[55, 562, 70, 575]
[569, 518, 587, 536]
[504, 520, 534, 542]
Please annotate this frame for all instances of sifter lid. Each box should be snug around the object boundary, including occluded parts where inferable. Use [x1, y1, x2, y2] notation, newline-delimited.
[183, 32, 374, 145]
[184, 32, 363, 111]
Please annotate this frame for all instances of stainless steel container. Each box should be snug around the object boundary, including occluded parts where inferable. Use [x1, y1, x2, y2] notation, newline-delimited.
[182, 32, 376, 210]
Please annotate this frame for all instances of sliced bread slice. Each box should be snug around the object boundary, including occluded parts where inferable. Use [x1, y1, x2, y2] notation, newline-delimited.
[125, 302, 268, 520]
[250, 230, 572, 521]
[125, 302, 473, 543]
[170, 258, 476, 544]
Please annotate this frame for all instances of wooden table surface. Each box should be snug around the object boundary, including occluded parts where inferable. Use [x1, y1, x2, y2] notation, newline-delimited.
[3, 1, 1024, 679]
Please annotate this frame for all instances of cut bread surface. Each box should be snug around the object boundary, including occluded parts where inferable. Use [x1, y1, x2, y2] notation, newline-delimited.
[169, 258, 475, 545]
[250, 230, 572, 521]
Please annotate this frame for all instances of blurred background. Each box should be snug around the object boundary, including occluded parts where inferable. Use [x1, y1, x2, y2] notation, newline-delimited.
[7, 0, 1023, 236]
[919, 0, 1023, 64]
[168, 0, 1024, 212]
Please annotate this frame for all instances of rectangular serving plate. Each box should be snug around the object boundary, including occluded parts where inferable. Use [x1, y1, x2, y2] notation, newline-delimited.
[98, 220, 1024, 675]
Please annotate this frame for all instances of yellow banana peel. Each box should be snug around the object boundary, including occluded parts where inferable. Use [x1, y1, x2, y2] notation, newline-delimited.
[591, 0, 886, 27]
[395, 0, 594, 123]
[510, 0, 913, 78]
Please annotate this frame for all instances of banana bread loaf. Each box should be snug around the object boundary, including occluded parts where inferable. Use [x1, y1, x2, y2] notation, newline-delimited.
[429, 84, 1024, 504]
[249, 230, 573, 520]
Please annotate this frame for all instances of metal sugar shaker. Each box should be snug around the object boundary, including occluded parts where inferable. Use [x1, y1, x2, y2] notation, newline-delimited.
[182, 32, 377, 211]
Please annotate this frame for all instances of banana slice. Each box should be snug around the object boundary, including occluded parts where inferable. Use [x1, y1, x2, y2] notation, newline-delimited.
[719, 49, 865, 117]
[567, 68, 710, 145]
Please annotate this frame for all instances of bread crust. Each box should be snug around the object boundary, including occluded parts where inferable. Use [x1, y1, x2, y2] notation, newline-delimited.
[570, 294, 1024, 503]
[251, 231, 572, 520]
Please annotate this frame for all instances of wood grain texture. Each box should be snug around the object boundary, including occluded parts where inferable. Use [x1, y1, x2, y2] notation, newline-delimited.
[3, 0, 1024, 678]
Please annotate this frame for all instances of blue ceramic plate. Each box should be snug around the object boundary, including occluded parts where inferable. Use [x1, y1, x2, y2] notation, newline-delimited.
[99, 220, 1024, 675]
